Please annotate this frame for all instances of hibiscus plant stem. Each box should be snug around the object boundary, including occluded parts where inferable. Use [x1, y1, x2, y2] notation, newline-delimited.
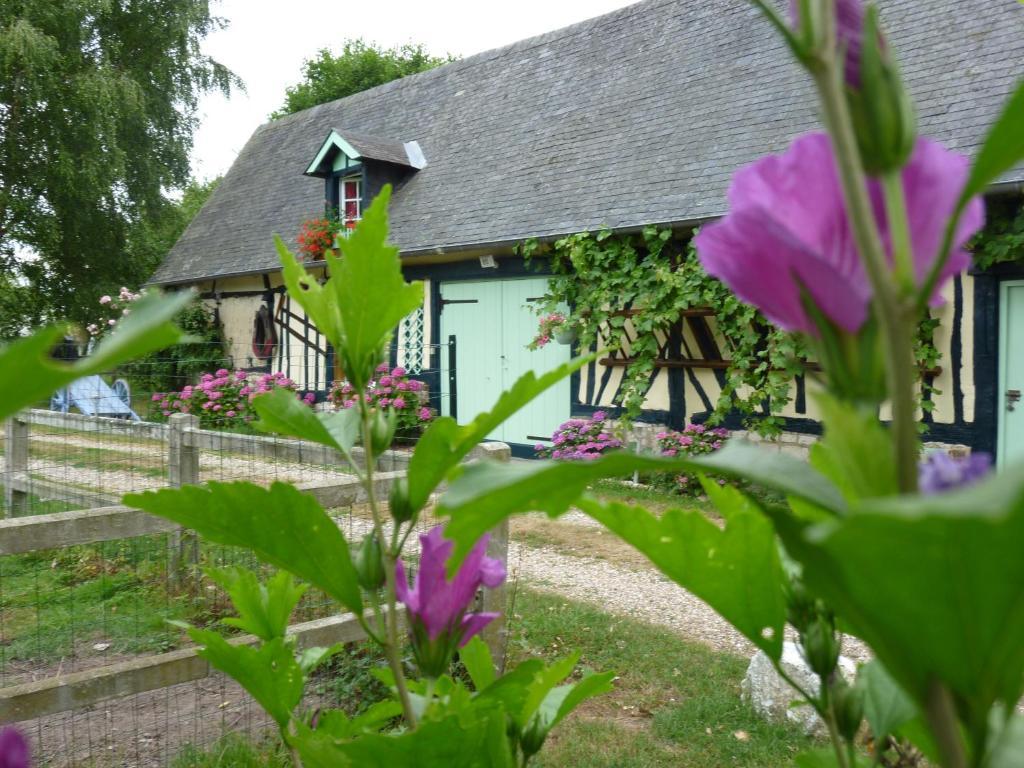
[816, 672, 850, 768]
[359, 402, 418, 729]
[880, 171, 915, 294]
[810, 25, 919, 495]
[925, 683, 969, 768]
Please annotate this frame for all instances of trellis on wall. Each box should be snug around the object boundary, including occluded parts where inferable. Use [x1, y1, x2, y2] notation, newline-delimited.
[396, 307, 426, 375]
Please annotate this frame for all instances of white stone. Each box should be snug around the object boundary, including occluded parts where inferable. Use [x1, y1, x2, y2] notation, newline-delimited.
[741, 641, 856, 737]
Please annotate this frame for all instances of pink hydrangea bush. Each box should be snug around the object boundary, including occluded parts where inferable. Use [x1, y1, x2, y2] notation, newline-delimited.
[329, 363, 435, 436]
[152, 369, 315, 429]
[534, 411, 624, 460]
[654, 423, 730, 495]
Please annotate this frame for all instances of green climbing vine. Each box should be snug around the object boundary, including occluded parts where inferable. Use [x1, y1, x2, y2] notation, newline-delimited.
[972, 195, 1024, 270]
[521, 199, 1024, 435]
[521, 226, 808, 436]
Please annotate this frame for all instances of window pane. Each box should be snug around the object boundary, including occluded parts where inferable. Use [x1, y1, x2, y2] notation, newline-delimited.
[345, 201, 359, 218]
[344, 181, 359, 200]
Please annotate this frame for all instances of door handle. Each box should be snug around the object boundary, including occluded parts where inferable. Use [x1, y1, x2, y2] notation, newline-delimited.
[1009, 389, 1022, 412]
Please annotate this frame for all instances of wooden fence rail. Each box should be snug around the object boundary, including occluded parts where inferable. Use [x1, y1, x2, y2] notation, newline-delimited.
[0, 409, 512, 723]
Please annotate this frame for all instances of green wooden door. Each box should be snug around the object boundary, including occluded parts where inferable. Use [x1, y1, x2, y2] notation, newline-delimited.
[999, 280, 1024, 466]
[439, 278, 570, 445]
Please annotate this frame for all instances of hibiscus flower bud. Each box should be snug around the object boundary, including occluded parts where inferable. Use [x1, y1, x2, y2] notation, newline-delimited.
[789, 0, 865, 85]
[352, 533, 386, 592]
[844, 5, 917, 175]
[831, 678, 864, 742]
[369, 408, 397, 455]
[802, 615, 840, 679]
[388, 476, 414, 524]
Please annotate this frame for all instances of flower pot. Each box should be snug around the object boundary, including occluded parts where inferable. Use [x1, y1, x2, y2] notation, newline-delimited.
[554, 328, 578, 345]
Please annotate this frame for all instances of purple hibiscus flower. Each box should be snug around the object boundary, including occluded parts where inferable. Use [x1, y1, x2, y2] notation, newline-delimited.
[695, 132, 984, 336]
[0, 727, 29, 768]
[395, 526, 506, 678]
[918, 452, 992, 495]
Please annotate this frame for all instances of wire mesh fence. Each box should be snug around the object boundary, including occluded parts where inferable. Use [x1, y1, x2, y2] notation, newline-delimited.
[1, 339, 456, 517]
[0, 341, 507, 765]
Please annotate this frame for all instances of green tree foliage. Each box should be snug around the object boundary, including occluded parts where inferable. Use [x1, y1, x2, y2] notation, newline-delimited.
[128, 177, 223, 275]
[273, 39, 453, 118]
[0, 273, 43, 339]
[0, 1, 238, 325]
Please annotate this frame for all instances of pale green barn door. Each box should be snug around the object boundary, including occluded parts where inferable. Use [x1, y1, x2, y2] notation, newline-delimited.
[439, 281, 504, 439]
[499, 278, 571, 446]
[999, 280, 1024, 466]
[439, 277, 570, 445]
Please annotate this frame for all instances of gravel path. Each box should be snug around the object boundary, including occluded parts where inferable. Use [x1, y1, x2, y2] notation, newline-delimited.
[509, 514, 871, 662]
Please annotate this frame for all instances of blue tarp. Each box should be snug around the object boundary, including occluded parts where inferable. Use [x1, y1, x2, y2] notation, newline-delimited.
[54, 376, 140, 421]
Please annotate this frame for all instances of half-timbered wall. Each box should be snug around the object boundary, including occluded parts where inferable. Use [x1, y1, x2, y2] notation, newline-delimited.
[575, 274, 980, 451]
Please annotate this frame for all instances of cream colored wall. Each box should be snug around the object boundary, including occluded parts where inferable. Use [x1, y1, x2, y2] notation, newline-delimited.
[203, 275, 267, 370]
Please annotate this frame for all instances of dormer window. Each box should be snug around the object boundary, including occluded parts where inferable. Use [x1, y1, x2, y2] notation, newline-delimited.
[340, 176, 362, 230]
[305, 129, 426, 233]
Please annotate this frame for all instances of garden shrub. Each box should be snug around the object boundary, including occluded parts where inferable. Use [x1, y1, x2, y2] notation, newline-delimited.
[534, 411, 623, 460]
[329, 363, 435, 438]
[152, 369, 315, 429]
[652, 423, 731, 495]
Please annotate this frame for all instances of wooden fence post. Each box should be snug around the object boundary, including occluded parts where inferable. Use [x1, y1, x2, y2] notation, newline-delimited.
[476, 442, 512, 673]
[167, 413, 200, 580]
[2, 414, 29, 517]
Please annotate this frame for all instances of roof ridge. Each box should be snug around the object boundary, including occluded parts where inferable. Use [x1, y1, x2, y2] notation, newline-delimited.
[265, 0, 666, 130]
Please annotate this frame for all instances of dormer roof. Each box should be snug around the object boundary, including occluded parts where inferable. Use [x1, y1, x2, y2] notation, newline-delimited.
[305, 129, 427, 176]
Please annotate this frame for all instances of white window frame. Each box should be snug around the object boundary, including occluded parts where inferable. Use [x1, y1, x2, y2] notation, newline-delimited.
[339, 175, 362, 233]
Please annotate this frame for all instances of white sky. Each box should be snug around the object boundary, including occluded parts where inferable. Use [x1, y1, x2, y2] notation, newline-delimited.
[192, 0, 639, 180]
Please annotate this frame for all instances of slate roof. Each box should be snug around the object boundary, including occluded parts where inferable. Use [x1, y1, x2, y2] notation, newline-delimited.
[152, 0, 1024, 285]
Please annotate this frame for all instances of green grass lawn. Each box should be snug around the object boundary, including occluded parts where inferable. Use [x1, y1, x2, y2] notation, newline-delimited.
[510, 589, 813, 767]
[0, 537, 341, 669]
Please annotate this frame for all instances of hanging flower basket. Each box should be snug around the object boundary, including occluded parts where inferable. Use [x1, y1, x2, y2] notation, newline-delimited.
[554, 327, 578, 345]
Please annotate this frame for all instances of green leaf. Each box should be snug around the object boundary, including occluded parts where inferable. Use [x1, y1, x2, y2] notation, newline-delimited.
[439, 442, 844, 570]
[537, 671, 616, 733]
[473, 659, 545, 714]
[460, 635, 496, 690]
[787, 465, 1024, 737]
[407, 356, 593, 512]
[189, 631, 303, 729]
[125, 481, 363, 614]
[251, 387, 361, 464]
[579, 484, 785, 659]
[205, 567, 307, 641]
[330, 710, 515, 767]
[960, 79, 1024, 204]
[856, 660, 917, 739]
[0, 290, 192, 422]
[519, 653, 579, 729]
[298, 644, 344, 675]
[810, 394, 898, 502]
[278, 186, 423, 389]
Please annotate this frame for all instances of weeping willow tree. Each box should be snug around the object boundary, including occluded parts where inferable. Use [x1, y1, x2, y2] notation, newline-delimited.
[0, 0, 239, 327]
